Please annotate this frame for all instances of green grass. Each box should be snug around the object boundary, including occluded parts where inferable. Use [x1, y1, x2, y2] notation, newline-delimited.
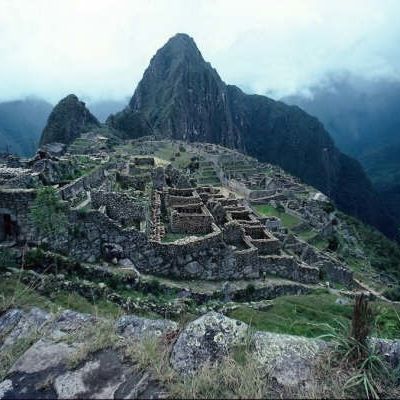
[227, 291, 400, 339]
[296, 228, 318, 241]
[333, 212, 400, 290]
[153, 143, 193, 169]
[309, 235, 329, 250]
[0, 276, 122, 318]
[253, 204, 301, 229]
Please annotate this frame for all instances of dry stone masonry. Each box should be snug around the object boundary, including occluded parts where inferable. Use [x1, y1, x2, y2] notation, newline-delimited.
[0, 138, 354, 287]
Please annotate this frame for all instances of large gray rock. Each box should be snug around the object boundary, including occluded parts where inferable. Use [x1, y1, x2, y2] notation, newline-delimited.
[2, 343, 165, 399]
[116, 315, 178, 340]
[1, 308, 52, 350]
[54, 349, 127, 399]
[253, 331, 327, 388]
[0, 309, 24, 345]
[53, 310, 98, 335]
[10, 339, 77, 375]
[170, 312, 248, 374]
[371, 337, 400, 368]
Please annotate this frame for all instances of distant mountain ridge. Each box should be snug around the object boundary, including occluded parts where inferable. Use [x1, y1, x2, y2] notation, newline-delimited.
[107, 33, 397, 239]
[0, 98, 52, 156]
[284, 76, 400, 231]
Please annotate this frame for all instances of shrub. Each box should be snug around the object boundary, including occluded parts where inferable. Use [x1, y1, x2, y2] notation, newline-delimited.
[25, 248, 46, 268]
[327, 235, 339, 252]
[382, 286, 400, 302]
[322, 202, 335, 214]
[245, 283, 256, 297]
[322, 294, 394, 399]
[29, 187, 68, 239]
[0, 249, 16, 270]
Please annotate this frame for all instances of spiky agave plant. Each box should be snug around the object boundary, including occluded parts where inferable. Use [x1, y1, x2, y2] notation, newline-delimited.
[320, 294, 393, 399]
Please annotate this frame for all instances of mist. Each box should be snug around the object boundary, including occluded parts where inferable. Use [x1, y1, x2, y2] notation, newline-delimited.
[283, 73, 400, 157]
[1, 0, 400, 104]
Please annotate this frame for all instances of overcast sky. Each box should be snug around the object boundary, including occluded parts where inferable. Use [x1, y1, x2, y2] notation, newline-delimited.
[1, 0, 399, 103]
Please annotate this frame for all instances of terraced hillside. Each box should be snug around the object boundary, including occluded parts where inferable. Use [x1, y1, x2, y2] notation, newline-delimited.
[0, 137, 399, 398]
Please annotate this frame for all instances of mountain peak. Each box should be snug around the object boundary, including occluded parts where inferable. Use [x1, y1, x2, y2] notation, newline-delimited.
[149, 33, 205, 67]
[40, 94, 100, 146]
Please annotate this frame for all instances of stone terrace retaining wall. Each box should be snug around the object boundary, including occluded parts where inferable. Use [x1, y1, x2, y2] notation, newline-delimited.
[284, 234, 353, 286]
[258, 255, 320, 284]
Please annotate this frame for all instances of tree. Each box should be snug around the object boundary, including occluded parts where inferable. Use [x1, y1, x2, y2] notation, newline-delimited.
[276, 203, 285, 214]
[29, 186, 68, 240]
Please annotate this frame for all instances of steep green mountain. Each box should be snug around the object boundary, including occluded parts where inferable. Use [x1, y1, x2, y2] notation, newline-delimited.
[108, 33, 397, 239]
[0, 97, 52, 156]
[360, 143, 400, 190]
[284, 77, 400, 232]
[40, 94, 100, 146]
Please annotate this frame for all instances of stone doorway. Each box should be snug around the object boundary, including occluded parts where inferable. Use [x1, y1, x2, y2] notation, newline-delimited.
[0, 213, 17, 242]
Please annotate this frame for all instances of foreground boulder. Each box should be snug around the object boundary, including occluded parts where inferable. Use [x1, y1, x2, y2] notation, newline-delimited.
[0, 309, 167, 399]
[1, 308, 399, 398]
[0, 308, 52, 350]
[253, 331, 327, 389]
[170, 311, 248, 374]
[116, 315, 178, 340]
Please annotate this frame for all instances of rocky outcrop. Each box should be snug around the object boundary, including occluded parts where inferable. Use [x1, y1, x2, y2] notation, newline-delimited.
[170, 311, 248, 374]
[108, 33, 397, 239]
[39, 94, 100, 146]
[116, 315, 178, 340]
[0, 309, 399, 399]
[252, 331, 327, 389]
[0, 309, 167, 399]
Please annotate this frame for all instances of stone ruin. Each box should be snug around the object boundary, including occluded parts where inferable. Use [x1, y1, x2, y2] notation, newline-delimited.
[0, 139, 354, 288]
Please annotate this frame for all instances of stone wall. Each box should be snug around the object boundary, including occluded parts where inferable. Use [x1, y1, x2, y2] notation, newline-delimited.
[223, 221, 245, 244]
[52, 210, 150, 264]
[258, 254, 320, 284]
[58, 164, 107, 201]
[0, 188, 36, 242]
[170, 204, 214, 234]
[165, 165, 192, 188]
[117, 172, 151, 191]
[49, 214, 265, 281]
[242, 225, 281, 255]
[283, 234, 353, 286]
[133, 157, 155, 166]
[91, 190, 148, 227]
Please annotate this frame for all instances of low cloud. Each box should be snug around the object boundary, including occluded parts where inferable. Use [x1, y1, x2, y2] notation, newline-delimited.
[0, 0, 399, 102]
